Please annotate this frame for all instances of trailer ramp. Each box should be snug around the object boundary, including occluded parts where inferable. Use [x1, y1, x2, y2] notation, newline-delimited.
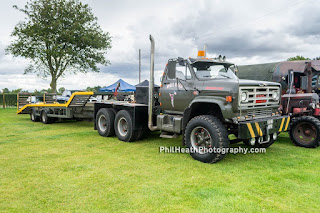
[17, 92, 93, 114]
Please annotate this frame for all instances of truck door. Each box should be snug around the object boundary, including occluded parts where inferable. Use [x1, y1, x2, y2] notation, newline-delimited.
[161, 59, 194, 113]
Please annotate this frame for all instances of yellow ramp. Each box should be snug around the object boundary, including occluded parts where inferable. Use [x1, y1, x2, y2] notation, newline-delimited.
[17, 92, 94, 114]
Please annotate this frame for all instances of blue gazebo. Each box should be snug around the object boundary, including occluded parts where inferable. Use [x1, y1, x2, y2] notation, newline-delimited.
[99, 79, 136, 92]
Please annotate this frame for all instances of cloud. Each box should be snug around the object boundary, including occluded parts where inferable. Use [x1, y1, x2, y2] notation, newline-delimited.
[287, 2, 320, 38]
[1, 0, 320, 90]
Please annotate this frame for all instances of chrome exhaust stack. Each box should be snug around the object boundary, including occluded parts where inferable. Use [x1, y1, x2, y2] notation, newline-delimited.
[148, 35, 158, 131]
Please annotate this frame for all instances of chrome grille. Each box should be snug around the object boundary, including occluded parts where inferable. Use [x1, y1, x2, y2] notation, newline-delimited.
[247, 109, 272, 118]
[239, 86, 280, 108]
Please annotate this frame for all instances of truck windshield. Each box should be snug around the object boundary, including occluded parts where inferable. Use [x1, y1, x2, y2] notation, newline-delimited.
[192, 63, 237, 80]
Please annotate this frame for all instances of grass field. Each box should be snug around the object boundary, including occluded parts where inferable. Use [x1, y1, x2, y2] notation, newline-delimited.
[0, 108, 320, 212]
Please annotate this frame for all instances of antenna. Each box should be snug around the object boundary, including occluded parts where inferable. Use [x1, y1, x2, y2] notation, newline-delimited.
[203, 44, 208, 58]
[139, 49, 141, 83]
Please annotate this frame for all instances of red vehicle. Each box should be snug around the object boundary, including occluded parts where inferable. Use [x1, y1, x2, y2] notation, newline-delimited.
[238, 61, 320, 147]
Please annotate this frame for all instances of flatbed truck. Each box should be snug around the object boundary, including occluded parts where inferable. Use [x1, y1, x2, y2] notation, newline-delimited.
[93, 35, 289, 163]
[18, 36, 289, 163]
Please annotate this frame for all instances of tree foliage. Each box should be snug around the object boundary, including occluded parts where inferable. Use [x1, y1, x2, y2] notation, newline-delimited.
[1, 88, 26, 94]
[86, 85, 102, 92]
[6, 0, 112, 92]
[58, 87, 66, 94]
[287, 55, 311, 61]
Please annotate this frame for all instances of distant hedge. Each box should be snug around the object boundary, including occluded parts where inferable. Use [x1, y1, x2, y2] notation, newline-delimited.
[0, 94, 17, 107]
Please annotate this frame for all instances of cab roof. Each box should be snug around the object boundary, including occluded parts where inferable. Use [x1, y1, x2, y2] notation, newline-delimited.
[188, 57, 234, 66]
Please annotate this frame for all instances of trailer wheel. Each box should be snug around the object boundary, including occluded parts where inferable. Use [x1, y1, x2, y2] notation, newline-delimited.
[30, 109, 39, 122]
[40, 110, 53, 124]
[289, 116, 320, 148]
[185, 115, 230, 163]
[114, 110, 138, 142]
[96, 108, 115, 137]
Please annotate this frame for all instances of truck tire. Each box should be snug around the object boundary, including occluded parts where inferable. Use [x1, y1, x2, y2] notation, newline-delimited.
[289, 116, 320, 148]
[40, 110, 53, 124]
[30, 109, 39, 122]
[185, 115, 230, 163]
[114, 110, 139, 142]
[96, 108, 115, 137]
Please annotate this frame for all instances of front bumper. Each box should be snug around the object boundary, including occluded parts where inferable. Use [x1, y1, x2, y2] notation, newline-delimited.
[238, 116, 290, 139]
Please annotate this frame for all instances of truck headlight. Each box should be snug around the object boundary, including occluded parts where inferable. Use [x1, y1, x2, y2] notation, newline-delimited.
[272, 91, 279, 101]
[241, 92, 248, 102]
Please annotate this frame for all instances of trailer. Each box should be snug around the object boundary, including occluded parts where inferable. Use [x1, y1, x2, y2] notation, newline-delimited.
[17, 92, 94, 123]
[93, 35, 289, 163]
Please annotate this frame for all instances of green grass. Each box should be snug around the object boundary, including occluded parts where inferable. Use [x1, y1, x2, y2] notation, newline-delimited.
[0, 108, 319, 212]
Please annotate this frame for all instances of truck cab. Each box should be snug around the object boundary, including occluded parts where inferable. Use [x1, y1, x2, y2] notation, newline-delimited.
[153, 51, 290, 162]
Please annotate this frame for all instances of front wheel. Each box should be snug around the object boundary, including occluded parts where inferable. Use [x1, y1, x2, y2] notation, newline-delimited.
[289, 116, 320, 148]
[185, 115, 230, 163]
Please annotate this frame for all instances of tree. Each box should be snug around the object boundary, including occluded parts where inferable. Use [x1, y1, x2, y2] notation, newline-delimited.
[58, 87, 66, 94]
[6, 0, 112, 92]
[40, 88, 54, 93]
[86, 85, 102, 92]
[2, 88, 10, 93]
[11, 88, 23, 94]
[313, 57, 320, 60]
[287, 55, 311, 61]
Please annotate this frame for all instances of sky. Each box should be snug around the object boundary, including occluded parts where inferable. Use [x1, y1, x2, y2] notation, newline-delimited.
[0, 0, 319, 91]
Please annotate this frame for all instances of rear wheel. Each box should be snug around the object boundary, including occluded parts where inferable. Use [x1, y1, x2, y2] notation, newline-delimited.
[96, 108, 115, 137]
[185, 115, 230, 163]
[289, 116, 320, 148]
[30, 109, 39, 122]
[40, 110, 53, 124]
[114, 110, 139, 142]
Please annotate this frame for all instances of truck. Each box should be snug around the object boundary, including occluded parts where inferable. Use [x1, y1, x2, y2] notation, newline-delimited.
[93, 35, 289, 163]
[238, 61, 320, 148]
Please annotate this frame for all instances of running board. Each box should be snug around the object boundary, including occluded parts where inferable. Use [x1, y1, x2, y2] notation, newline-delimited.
[160, 132, 178, 138]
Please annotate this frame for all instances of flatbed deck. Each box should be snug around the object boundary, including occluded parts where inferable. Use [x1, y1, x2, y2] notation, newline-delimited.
[97, 100, 148, 107]
[17, 92, 94, 114]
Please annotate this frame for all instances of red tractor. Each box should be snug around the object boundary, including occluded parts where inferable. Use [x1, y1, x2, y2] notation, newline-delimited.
[238, 60, 320, 147]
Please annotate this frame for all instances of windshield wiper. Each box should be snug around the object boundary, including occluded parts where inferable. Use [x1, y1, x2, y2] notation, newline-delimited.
[219, 73, 230, 78]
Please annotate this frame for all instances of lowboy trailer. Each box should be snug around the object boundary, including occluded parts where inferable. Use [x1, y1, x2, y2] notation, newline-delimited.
[17, 92, 94, 123]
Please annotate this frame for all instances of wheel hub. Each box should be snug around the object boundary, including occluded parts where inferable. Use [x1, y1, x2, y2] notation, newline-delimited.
[191, 127, 212, 154]
[294, 122, 317, 144]
[118, 117, 128, 137]
[98, 115, 107, 132]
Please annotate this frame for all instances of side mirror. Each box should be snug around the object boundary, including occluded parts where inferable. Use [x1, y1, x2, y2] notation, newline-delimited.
[178, 58, 185, 66]
[234, 65, 239, 76]
[167, 61, 176, 79]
